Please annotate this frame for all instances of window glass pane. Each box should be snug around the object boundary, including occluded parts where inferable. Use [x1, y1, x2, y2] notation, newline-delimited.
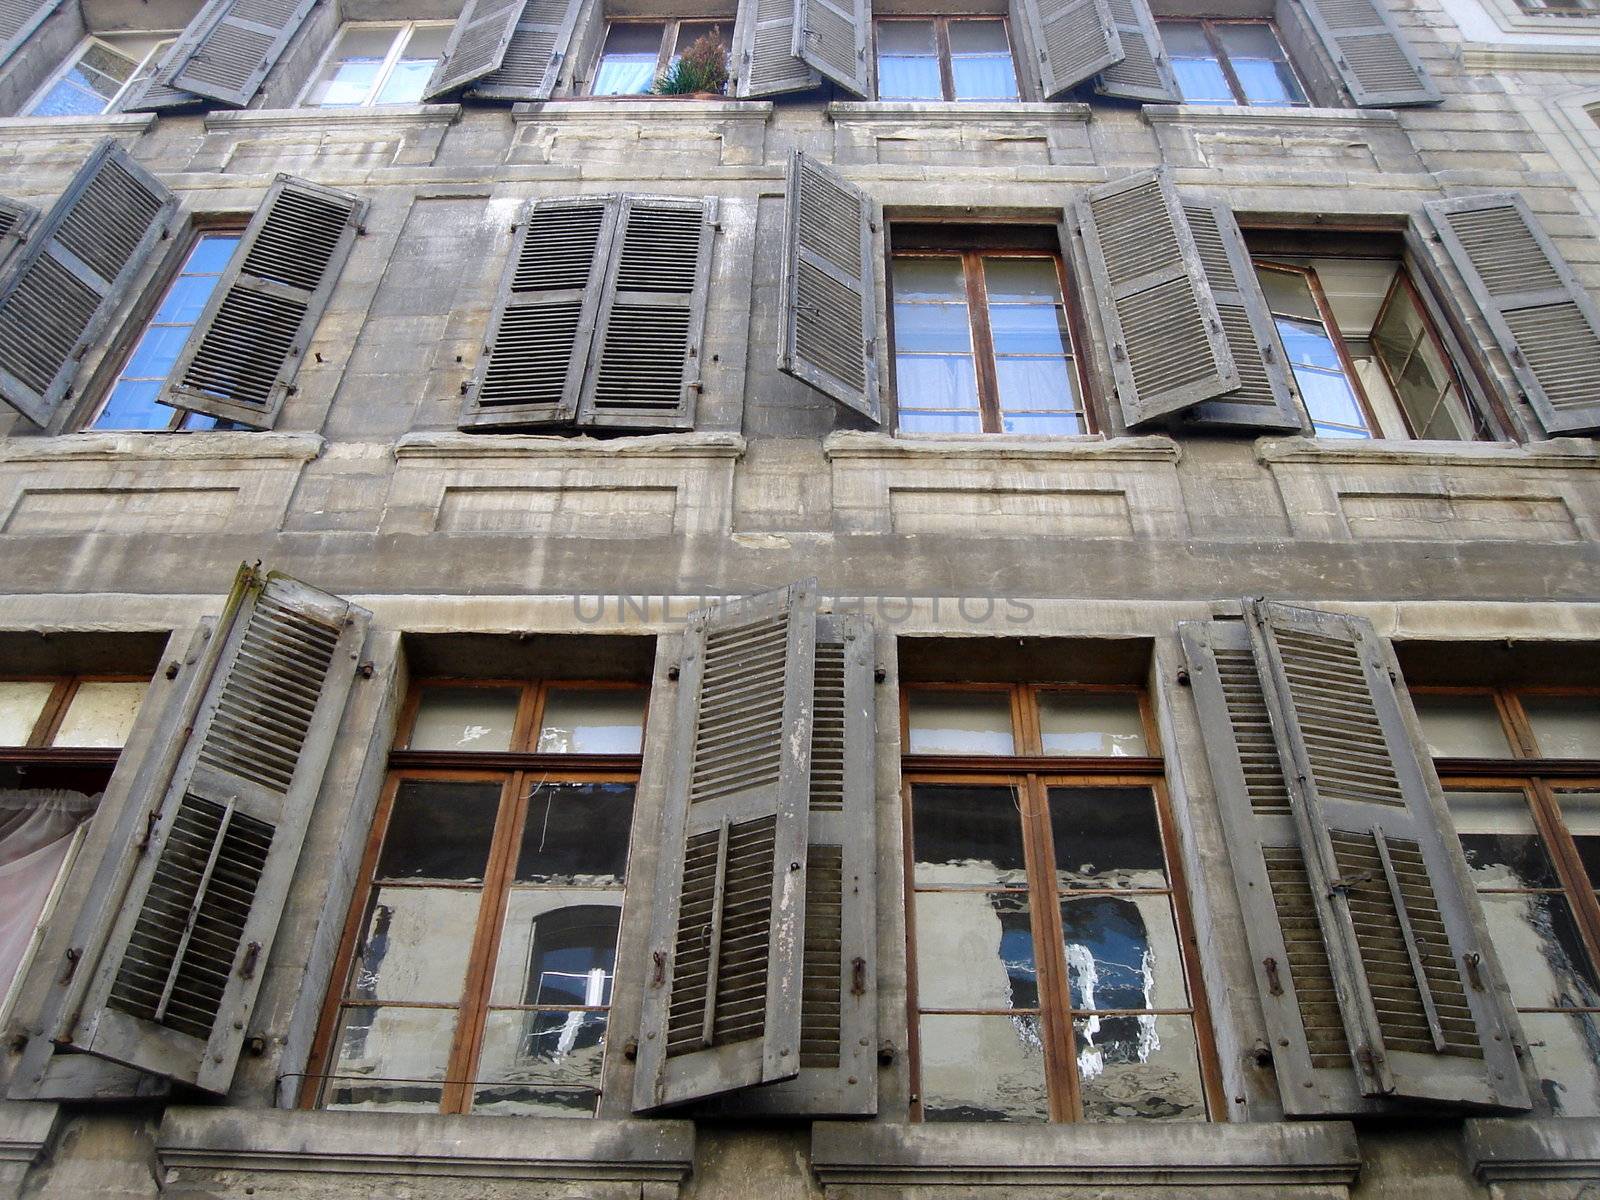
[1555, 792, 1600, 890]
[473, 1009, 605, 1116]
[915, 891, 1037, 1008]
[1521, 695, 1600, 758]
[895, 355, 982, 433]
[307, 26, 399, 106]
[1048, 787, 1167, 889]
[987, 295, 1068, 356]
[919, 1013, 1049, 1121]
[408, 686, 519, 752]
[670, 21, 729, 69]
[515, 782, 635, 885]
[349, 886, 479, 1003]
[1038, 694, 1147, 757]
[1522, 1011, 1600, 1117]
[1214, 23, 1305, 106]
[877, 20, 942, 99]
[1073, 1013, 1206, 1121]
[490, 894, 621, 1006]
[1446, 791, 1561, 889]
[377, 780, 502, 881]
[1476, 892, 1600, 1008]
[1062, 894, 1187, 1010]
[1371, 282, 1475, 440]
[1162, 22, 1234, 104]
[907, 691, 1014, 755]
[51, 681, 147, 748]
[31, 39, 140, 116]
[949, 20, 1017, 100]
[594, 23, 664, 94]
[911, 783, 1028, 886]
[536, 688, 645, 754]
[0, 682, 54, 746]
[375, 24, 448, 103]
[324, 1004, 455, 1111]
[1412, 694, 1512, 759]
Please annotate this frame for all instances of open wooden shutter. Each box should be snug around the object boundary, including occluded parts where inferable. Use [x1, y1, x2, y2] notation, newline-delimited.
[578, 195, 714, 432]
[459, 195, 617, 430]
[779, 152, 880, 423]
[161, 0, 318, 108]
[0, 0, 60, 68]
[467, 0, 584, 100]
[423, 0, 529, 99]
[163, 175, 365, 430]
[1180, 198, 1307, 433]
[1013, 0, 1123, 100]
[120, 39, 204, 112]
[0, 194, 38, 272]
[1096, 0, 1178, 102]
[734, 0, 820, 98]
[1244, 600, 1529, 1111]
[1295, 0, 1439, 107]
[634, 582, 818, 1113]
[1425, 193, 1600, 437]
[795, 0, 869, 96]
[0, 140, 174, 428]
[1075, 169, 1237, 428]
[61, 564, 368, 1095]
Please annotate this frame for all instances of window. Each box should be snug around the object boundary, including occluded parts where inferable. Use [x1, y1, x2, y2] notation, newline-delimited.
[1412, 687, 1600, 1116]
[307, 679, 648, 1116]
[1157, 20, 1305, 108]
[23, 34, 174, 117]
[875, 18, 1018, 102]
[890, 229, 1089, 435]
[591, 20, 729, 95]
[902, 684, 1218, 1122]
[301, 23, 451, 108]
[1514, 0, 1600, 14]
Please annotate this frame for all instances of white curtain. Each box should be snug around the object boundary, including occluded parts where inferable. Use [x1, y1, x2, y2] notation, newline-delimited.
[0, 790, 98, 1005]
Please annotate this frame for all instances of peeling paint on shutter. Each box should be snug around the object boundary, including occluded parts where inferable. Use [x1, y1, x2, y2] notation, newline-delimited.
[468, 0, 584, 99]
[424, 0, 529, 99]
[1095, 0, 1178, 102]
[0, 0, 60, 68]
[1013, 0, 1123, 100]
[1075, 168, 1237, 427]
[163, 175, 366, 430]
[795, 0, 869, 96]
[1245, 600, 1530, 1112]
[63, 564, 369, 1095]
[579, 195, 713, 432]
[734, 0, 820, 97]
[1295, 0, 1439, 107]
[0, 194, 38, 272]
[1425, 193, 1600, 437]
[780, 152, 880, 423]
[0, 140, 174, 428]
[634, 581, 817, 1113]
[162, 0, 318, 108]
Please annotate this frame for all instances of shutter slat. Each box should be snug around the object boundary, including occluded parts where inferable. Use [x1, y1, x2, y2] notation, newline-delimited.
[163, 0, 318, 108]
[734, 0, 819, 97]
[1095, 0, 1178, 102]
[424, 0, 528, 99]
[0, 0, 58, 68]
[1296, 0, 1439, 107]
[1013, 0, 1123, 99]
[795, 0, 869, 96]
[470, 0, 583, 99]
[0, 194, 38, 273]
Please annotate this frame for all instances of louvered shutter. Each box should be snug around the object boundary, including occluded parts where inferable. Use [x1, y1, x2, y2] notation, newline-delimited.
[1075, 168, 1237, 427]
[1095, 0, 1178, 103]
[1425, 193, 1600, 437]
[163, 175, 365, 430]
[633, 581, 818, 1113]
[578, 195, 714, 432]
[1244, 600, 1529, 1111]
[1180, 199, 1306, 433]
[62, 564, 368, 1095]
[161, 0, 318, 108]
[0, 194, 38, 272]
[779, 152, 880, 423]
[0, 140, 174, 428]
[423, 0, 529, 100]
[795, 0, 869, 96]
[0, 0, 60, 68]
[467, 0, 584, 100]
[1013, 0, 1123, 100]
[458, 195, 617, 430]
[120, 38, 204, 112]
[1295, 0, 1439, 107]
[733, 0, 820, 98]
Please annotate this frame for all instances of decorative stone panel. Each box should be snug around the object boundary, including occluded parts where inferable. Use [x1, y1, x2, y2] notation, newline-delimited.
[828, 102, 1093, 167]
[192, 106, 461, 172]
[0, 115, 155, 176]
[1143, 107, 1428, 185]
[510, 101, 772, 169]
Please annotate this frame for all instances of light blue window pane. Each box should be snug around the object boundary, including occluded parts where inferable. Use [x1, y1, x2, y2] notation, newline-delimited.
[34, 78, 109, 116]
[179, 411, 233, 430]
[1295, 368, 1367, 430]
[123, 325, 193, 379]
[896, 354, 980, 412]
[1001, 411, 1084, 435]
[1230, 57, 1302, 106]
[983, 258, 1059, 303]
[1171, 57, 1234, 104]
[1275, 316, 1344, 371]
[94, 381, 172, 430]
[376, 58, 435, 103]
[320, 59, 384, 106]
[594, 57, 656, 94]
[900, 409, 983, 434]
[995, 357, 1078, 415]
[894, 303, 974, 354]
[155, 274, 222, 324]
[951, 55, 1017, 100]
[879, 55, 942, 99]
[989, 306, 1069, 356]
[186, 235, 240, 275]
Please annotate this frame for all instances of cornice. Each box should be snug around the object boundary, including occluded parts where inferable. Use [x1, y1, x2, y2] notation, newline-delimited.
[394, 430, 746, 461]
[1257, 436, 1600, 470]
[824, 430, 1182, 464]
[0, 432, 325, 465]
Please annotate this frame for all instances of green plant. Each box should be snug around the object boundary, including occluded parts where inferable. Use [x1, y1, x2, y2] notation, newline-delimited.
[652, 27, 729, 96]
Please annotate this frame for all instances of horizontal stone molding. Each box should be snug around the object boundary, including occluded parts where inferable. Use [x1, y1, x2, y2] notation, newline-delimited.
[1143, 104, 1399, 129]
[0, 114, 155, 139]
[1257, 437, 1600, 470]
[513, 99, 773, 124]
[0, 433, 325, 464]
[395, 431, 745, 461]
[829, 101, 1092, 124]
[203, 105, 462, 133]
[0, 1101, 59, 1200]
[824, 431, 1180, 464]
[1464, 1116, 1600, 1181]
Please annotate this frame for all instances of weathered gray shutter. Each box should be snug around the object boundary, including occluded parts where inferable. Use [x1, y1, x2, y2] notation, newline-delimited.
[61, 564, 368, 1094]
[708, 614, 877, 1117]
[1244, 600, 1529, 1111]
[1181, 198, 1307, 433]
[779, 152, 880, 423]
[162, 0, 318, 108]
[1295, 0, 1439, 107]
[634, 581, 818, 1113]
[119, 40, 204, 112]
[1096, 0, 1178, 102]
[468, 0, 584, 100]
[0, 141, 174, 428]
[1013, 0, 1123, 100]
[0, 194, 38, 271]
[578, 195, 714, 432]
[0, 0, 60, 68]
[1425, 193, 1600, 437]
[1075, 168, 1237, 428]
[458, 195, 617, 430]
[734, 0, 820, 98]
[794, 0, 869, 96]
[423, 0, 529, 99]
[163, 175, 366, 430]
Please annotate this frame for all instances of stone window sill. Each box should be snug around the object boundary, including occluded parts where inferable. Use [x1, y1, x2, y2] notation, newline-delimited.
[0, 113, 155, 138]
[513, 98, 772, 122]
[825, 430, 1180, 464]
[1465, 1115, 1600, 1182]
[1142, 103, 1397, 128]
[1255, 436, 1600, 470]
[829, 100, 1091, 123]
[0, 432, 324, 465]
[394, 430, 745, 462]
[204, 104, 461, 133]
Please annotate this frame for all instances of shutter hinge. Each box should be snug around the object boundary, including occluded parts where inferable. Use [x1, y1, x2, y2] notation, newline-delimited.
[1176, 668, 1191, 687]
[878, 1040, 896, 1066]
[851, 956, 867, 996]
[1463, 951, 1486, 991]
[874, 666, 886, 683]
[651, 949, 666, 987]
[357, 660, 375, 679]
[60, 946, 81, 985]
[1262, 955, 1284, 997]
[164, 659, 181, 680]
[239, 941, 262, 980]
[623, 1037, 639, 1061]
[139, 808, 160, 850]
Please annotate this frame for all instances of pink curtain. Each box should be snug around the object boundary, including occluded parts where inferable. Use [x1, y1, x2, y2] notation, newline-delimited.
[0, 790, 98, 1004]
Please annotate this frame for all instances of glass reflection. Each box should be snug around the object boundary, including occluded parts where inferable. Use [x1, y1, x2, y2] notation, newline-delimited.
[352, 887, 479, 1003]
[1048, 788, 1167, 889]
[1447, 791, 1560, 888]
[1061, 894, 1186, 1011]
[915, 891, 1037, 1009]
[1522, 696, 1600, 758]
[919, 1013, 1049, 1121]
[1038, 694, 1147, 757]
[1523, 1010, 1600, 1117]
[912, 784, 1027, 886]
[515, 782, 635, 884]
[1555, 792, 1600, 889]
[906, 691, 1014, 755]
[377, 780, 502, 881]
[536, 689, 646, 754]
[1412, 694, 1512, 759]
[1476, 892, 1600, 1009]
[473, 1009, 605, 1116]
[0, 682, 54, 746]
[1073, 1013, 1205, 1121]
[324, 1004, 454, 1112]
[409, 686, 519, 752]
[492, 898, 620, 1008]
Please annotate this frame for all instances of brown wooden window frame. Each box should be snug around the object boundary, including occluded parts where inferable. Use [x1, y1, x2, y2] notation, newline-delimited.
[1154, 17, 1308, 109]
[900, 682, 1224, 1123]
[872, 15, 1019, 103]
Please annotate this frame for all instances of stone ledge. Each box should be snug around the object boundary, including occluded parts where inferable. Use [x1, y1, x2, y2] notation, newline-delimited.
[155, 1108, 694, 1181]
[1460, 44, 1600, 72]
[1256, 436, 1600, 470]
[810, 1120, 1361, 1186]
[0, 113, 155, 138]
[513, 99, 772, 124]
[0, 1101, 58, 1167]
[1464, 1116, 1600, 1181]
[0, 432, 324, 464]
[824, 431, 1181, 464]
[1143, 103, 1399, 128]
[829, 101, 1092, 123]
[394, 431, 746, 461]
[203, 104, 461, 133]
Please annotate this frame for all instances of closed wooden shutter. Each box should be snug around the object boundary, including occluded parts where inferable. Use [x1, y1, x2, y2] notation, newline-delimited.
[1244, 600, 1529, 1111]
[1180, 199, 1306, 433]
[0, 140, 175, 428]
[163, 175, 366, 430]
[0, 0, 59, 68]
[733, 0, 820, 98]
[467, 0, 584, 99]
[423, 0, 529, 99]
[61, 564, 368, 1095]
[458, 195, 618, 430]
[579, 195, 714, 432]
[162, 0, 318, 108]
[634, 582, 818, 1113]
[1425, 193, 1600, 437]
[795, 0, 869, 96]
[0, 194, 38, 271]
[1013, 0, 1123, 100]
[1075, 168, 1237, 427]
[1296, 0, 1439, 107]
[1095, 0, 1178, 102]
[779, 152, 880, 423]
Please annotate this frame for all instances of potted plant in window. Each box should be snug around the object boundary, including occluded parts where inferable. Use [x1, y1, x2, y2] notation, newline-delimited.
[652, 27, 730, 99]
